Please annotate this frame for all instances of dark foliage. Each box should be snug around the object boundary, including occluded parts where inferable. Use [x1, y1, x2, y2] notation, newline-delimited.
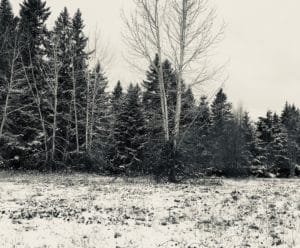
[0, 0, 299, 180]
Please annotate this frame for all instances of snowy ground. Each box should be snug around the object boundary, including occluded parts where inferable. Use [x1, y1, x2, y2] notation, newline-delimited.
[0, 172, 299, 248]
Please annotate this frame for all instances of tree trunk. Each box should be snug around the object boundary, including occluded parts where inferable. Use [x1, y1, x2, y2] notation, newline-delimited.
[155, 0, 169, 143]
[89, 83, 97, 153]
[71, 57, 79, 154]
[174, 0, 187, 149]
[0, 84, 11, 138]
[0, 44, 17, 138]
[51, 62, 58, 162]
[85, 72, 90, 151]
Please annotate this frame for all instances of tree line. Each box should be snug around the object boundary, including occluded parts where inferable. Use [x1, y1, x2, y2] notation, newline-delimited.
[0, 0, 299, 180]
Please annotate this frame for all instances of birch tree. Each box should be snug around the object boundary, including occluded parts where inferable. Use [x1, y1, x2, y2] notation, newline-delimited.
[85, 30, 111, 153]
[45, 38, 61, 162]
[122, 0, 170, 142]
[22, 52, 49, 164]
[166, 0, 224, 148]
[0, 37, 20, 138]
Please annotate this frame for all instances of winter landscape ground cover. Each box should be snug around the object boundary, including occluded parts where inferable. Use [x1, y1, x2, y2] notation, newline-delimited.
[0, 172, 299, 248]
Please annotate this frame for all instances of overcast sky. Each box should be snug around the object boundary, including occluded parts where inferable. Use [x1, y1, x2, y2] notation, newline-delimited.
[11, 0, 300, 119]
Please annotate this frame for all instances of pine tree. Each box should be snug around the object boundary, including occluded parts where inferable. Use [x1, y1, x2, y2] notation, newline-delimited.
[112, 84, 146, 174]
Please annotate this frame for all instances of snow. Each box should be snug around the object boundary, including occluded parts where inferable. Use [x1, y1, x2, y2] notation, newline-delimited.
[0, 173, 299, 247]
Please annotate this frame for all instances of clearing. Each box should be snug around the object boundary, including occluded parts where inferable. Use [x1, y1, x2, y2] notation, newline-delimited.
[0, 172, 299, 247]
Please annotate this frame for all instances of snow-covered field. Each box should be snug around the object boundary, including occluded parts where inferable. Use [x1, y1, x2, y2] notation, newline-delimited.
[0, 173, 299, 248]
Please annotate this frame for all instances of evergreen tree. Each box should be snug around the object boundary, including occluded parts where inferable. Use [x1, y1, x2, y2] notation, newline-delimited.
[71, 9, 89, 148]
[142, 54, 161, 113]
[0, 0, 17, 125]
[111, 80, 123, 113]
[281, 102, 300, 176]
[50, 7, 73, 161]
[88, 62, 109, 153]
[19, 0, 50, 65]
[112, 84, 146, 174]
[241, 112, 256, 165]
[181, 86, 195, 130]
[107, 81, 123, 169]
[270, 116, 290, 176]
[256, 111, 291, 176]
[210, 88, 234, 171]
[142, 55, 177, 139]
[142, 56, 182, 177]
[256, 111, 275, 171]
[230, 110, 256, 175]
[185, 95, 212, 171]
[0, 0, 17, 89]
[5, 0, 51, 169]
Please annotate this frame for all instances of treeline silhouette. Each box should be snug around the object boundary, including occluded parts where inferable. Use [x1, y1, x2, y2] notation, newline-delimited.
[0, 0, 299, 180]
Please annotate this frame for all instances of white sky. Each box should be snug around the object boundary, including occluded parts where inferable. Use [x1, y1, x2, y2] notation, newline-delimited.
[10, 0, 300, 119]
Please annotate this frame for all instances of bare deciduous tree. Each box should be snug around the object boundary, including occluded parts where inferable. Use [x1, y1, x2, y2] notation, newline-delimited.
[85, 29, 111, 153]
[123, 0, 224, 148]
[166, 0, 224, 148]
[122, 0, 170, 142]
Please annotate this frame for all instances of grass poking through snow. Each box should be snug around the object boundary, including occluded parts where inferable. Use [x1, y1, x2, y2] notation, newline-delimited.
[0, 172, 299, 247]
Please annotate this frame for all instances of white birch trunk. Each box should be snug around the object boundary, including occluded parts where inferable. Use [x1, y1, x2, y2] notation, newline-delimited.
[173, 0, 187, 149]
[71, 57, 80, 154]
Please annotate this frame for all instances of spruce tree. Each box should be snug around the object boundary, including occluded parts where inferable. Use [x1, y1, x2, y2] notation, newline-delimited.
[281, 102, 300, 176]
[255, 111, 290, 176]
[19, 0, 50, 65]
[270, 113, 290, 176]
[0, 0, 16, 88]
[111, 81, 123, 113]
[88, 62, 109, 154]
[256, 111, 275, 171]
[181, 86, 195, 130]
[185, 95, 212, 171]
[0, 0, 17, 121]
[142, 54, 161, 113]
[51, 7, 73, 160]
[230, 110, 256, 175]
[241, 112, 256, 166]
[210, 89, 234, 171]
[112, 84, 146, 174]
[142, 56, 175, 173]
[71, 9, 89, 148]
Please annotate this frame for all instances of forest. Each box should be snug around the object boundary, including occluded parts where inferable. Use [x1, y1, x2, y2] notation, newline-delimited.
[0, 0, 300, 181]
